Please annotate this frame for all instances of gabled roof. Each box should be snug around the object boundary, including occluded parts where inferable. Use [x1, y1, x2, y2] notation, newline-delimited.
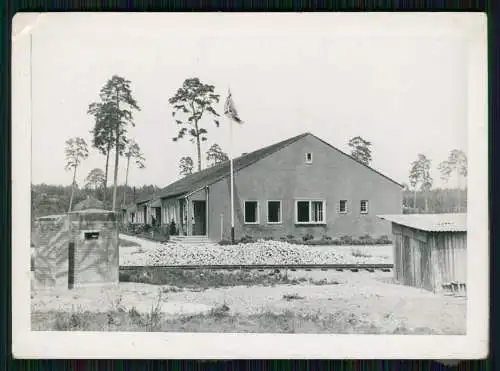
[154, 133, 310, 200]
[151, 132, 402, 201]
[378, 213, 467, 232]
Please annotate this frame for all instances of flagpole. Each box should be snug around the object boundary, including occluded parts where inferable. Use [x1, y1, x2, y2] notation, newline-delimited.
[229, 114, 235, 244]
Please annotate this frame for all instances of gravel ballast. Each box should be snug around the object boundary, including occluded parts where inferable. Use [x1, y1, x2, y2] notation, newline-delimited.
[119, 235, 392, 266]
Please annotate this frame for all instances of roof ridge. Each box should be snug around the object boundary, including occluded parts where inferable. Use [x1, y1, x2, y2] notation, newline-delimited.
[152, 132, 309, 200]
[307, 133, 403, 188]
[140, 131, 402, 202]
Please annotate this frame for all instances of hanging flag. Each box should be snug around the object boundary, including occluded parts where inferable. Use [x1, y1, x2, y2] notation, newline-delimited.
[224, 89, 243, 124]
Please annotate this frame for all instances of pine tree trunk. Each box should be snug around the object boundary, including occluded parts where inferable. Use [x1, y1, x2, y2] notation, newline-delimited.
[195, 121, 201, 172]
[457, 169, 461, 212]
[68, 165, 77, 212]
[124, 155, 130, 206]
[413, 190, 417, 213]
[112, 139, 120, 211]
[112, 92, 120, 212]
[103, 146, 111, 203]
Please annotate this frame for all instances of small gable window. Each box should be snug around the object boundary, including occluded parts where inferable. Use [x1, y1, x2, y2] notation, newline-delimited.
[360, 200, 369, 214]
[305, 152, 313, 164]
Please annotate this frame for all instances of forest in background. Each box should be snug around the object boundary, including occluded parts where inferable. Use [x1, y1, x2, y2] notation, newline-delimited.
[31, 183, 467, 221]
[37, 74, 467, 221]
[402, 188, 467, 214]
[31, 183, 160, 221]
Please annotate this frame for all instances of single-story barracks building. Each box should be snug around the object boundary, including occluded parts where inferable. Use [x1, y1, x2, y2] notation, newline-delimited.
[132, 133, 403, 241]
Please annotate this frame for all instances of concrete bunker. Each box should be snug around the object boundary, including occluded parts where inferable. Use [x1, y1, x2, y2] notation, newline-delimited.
[33, 204, 118, 289]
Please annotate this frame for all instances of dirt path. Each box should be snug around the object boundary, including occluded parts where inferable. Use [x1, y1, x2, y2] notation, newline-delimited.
[32, 270, 465, 334]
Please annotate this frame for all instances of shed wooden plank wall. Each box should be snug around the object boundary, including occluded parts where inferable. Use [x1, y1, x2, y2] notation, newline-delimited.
[392, 223, 466, 292]
[429, 232, 467, 289]
[392, 223, 432, 290]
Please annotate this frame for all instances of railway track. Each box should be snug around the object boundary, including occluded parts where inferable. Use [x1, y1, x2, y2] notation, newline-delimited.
[119, 263, 393, 273]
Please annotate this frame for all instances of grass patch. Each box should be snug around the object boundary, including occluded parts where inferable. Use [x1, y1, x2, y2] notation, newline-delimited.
[351, 249, 372, 258]
[119, 267, 315, 289]
[119, 267, 342, 289]
[31, 308, 455, 334]
[282, 293, 305, 301]
[119, 238, 141, 247]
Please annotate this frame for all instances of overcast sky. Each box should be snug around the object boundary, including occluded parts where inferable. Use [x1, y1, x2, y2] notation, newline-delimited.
[16, 13, 470, 189]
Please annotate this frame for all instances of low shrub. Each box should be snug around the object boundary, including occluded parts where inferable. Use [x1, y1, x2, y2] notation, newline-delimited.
[351, 249, 372, 258]
[359, 234, 372, 241]
[282, 293, 305, 301]
[168, 220, 178, 236]
[376, 235, 391, 244]
[339, 235, 354, 244]
[239, 235, 257, 244]
[302, 233, 314, 242]
[209, 303, 230, 317]
[218, 240, 235, 246]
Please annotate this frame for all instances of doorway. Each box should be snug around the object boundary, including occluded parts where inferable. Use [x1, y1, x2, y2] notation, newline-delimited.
[192, 201, 207, 236]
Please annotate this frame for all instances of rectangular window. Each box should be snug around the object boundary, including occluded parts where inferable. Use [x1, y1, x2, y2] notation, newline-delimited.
[339, 200, 348, 213]
[360, 200, 368, 214]
[305, 152, 313, 164]
[267, 201, 282, 223]
[296, 200, 326, 224]
[311, 201, 324, 222]
[244, 201, 259, 224]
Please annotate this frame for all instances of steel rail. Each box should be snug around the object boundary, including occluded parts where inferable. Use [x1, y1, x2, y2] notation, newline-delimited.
[119, 263, 393, 271]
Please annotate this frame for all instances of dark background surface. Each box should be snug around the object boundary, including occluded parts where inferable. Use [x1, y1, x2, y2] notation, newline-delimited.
[1, 0, 493, 369]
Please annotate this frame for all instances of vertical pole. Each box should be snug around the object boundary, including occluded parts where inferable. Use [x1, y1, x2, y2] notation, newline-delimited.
[220, 213, 223, 241]
[229, 116, 235, 243]
[205, 187, 209, 236]
[68, 242, 75, 289]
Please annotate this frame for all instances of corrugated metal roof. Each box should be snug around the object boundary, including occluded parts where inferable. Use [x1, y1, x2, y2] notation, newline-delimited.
[377, 213, 467, 232]
[36, 214, 66, 221]
[68, 208, 114, 214]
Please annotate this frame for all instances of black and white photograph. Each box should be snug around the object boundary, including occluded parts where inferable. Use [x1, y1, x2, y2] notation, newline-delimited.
[12, 12, 488, 359]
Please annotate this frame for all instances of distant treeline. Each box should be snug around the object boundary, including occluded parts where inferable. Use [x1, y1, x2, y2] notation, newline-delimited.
[32, 184, 467, 222]
[403, 188, 467, 214]
[31, 183, 160, 220]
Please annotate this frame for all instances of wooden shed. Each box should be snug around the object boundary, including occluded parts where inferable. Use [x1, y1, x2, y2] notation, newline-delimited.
[378, 213, 467, 293]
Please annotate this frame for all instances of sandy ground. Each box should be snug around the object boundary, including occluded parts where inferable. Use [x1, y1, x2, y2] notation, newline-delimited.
[31, 270, 466, 334]
[118, 234, 393, 266]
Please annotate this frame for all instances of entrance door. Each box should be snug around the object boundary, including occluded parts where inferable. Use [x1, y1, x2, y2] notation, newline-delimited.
[192, 201, 206, 236]
[155, 207, 162, 226]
